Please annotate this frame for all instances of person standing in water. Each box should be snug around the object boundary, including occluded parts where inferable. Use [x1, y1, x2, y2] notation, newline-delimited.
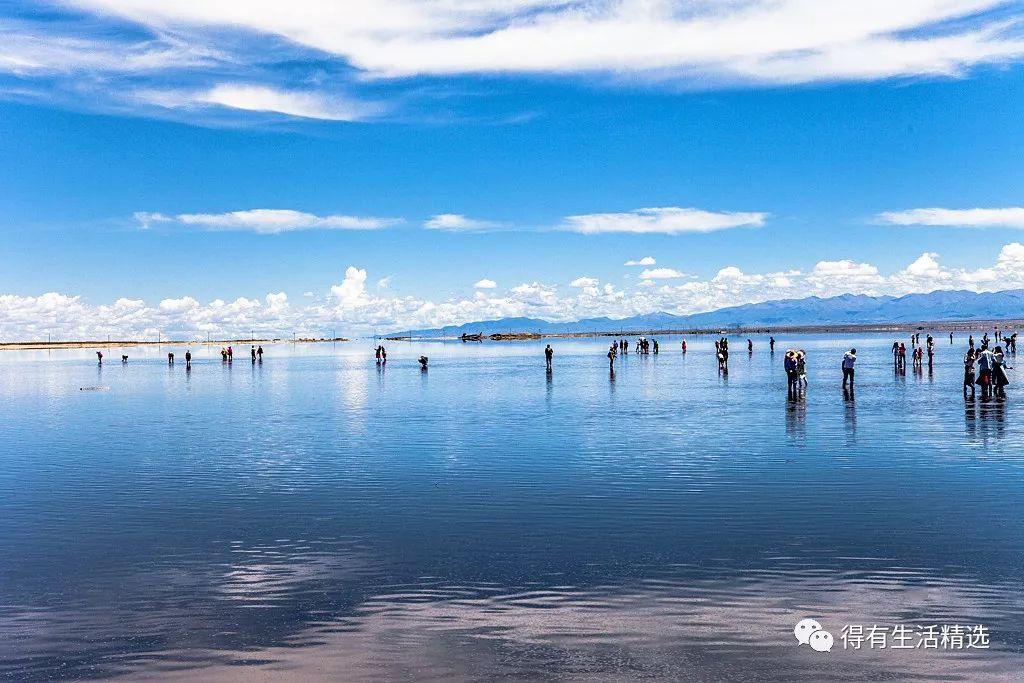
[607, 346, 615, 369]
[257, 346, 263, 361]
[769, 336, 775, 352]
[963, 348, 977, 398]
[168, 352, 174, 365]
[652, 339, 659, 354]
[747, 339, 753, 354]
[950, 332, 954, 344]
[977, 344, 994, 396]
[185, 350, 192, 369]
[545, 344, 553, 370]
[842, 348, 857, 389]
[251, 345, 257, 363]
[96, 351, 103, 364]
[993, 346, 1011, 397]
[784, 350, 798, 393]
[681, 340, 687, 353]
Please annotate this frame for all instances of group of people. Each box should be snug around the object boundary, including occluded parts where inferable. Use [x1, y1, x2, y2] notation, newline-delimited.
[891, 334, 936, 372]
[98, 346, 262, 370]
[165, 351, 193, 368]
[607, 338, 658, 366]
[964, 344, 1012, 398]
[967, 331, 1017, 354]
[783, 349, 808, 393]
[714, 337, 729, 370]
[92, 331, 1016, 399]
[600, 330, 1013, 399]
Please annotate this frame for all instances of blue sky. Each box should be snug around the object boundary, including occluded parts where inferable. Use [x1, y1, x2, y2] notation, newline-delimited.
[3, 1, 1024, 338]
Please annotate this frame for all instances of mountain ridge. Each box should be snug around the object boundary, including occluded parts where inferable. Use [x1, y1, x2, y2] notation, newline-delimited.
[385, 289, 1024, 338]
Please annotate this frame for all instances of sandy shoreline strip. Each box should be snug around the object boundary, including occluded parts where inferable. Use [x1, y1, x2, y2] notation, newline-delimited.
[0, 338, 347, 351]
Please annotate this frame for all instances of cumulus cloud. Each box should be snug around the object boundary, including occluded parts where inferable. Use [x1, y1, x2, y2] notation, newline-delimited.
[624, 256, 656, 266]
[136, 209, 398, 234]
[424, 214, 498, 231]
[474, 278, 498, 289]
[877, 207, 1024, 229]
[565, 207, 766, 234]
[7, 244, 1024, 339]
[640, 268, 687, 280]
[330, 266, 369, 308]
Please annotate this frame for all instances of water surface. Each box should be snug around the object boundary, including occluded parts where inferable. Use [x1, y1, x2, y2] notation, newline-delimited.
[1, 334, 1022, 680]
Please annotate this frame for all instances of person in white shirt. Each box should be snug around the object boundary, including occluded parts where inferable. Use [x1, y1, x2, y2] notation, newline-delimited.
[842, 348, 857, 388]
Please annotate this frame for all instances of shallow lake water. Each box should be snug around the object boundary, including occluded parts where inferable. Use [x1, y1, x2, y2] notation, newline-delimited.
[1, 333, 1022, 681]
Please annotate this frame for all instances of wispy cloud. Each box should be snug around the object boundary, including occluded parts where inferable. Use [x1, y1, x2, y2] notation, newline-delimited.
[474, 278, 497, 289]
[61, 1, 1024, 84]
[624, 256, 656, 266]
[565, 207, 766, 235]
[424, 214, 499, 231]
[878, 207, 1024, 229]
[138, 83, 379, 121]
[6, 2, 1024, 124]
[135, 209, 399, 234]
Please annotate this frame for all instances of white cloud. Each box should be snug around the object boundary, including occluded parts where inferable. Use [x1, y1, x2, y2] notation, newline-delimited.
[424, 214, 498, 231]
[640, 268, 686, 280]
[474, 278, 498, 289]
[565, 207, 766, 234]
[0, 27, 218, 75]
[61, 0, 1024, 87]
[330, 266, 369, 308]
[570, 276, 598, 287]
[133, 211, 172, 229]
[139, 83, 378, 121]
[624, 256, 656, 266]
[138, 209, 397, 234]
[877, 207, 1024, 229]
[9, 244, 1024, 339]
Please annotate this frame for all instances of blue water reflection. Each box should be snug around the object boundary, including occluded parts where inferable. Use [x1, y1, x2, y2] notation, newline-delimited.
[1, 334, 1022, 680]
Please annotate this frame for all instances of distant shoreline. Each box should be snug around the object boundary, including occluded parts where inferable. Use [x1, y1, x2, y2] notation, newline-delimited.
[385, 318, 1024, 341]
[0, 338, 348, 351]
[4, 318, 1021, 350]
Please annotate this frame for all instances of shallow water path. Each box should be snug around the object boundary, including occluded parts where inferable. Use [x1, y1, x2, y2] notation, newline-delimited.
[1, 334, 1022, 680]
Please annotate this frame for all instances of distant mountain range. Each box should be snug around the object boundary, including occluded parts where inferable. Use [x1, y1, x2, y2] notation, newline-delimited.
[386, 289, 1024, 337]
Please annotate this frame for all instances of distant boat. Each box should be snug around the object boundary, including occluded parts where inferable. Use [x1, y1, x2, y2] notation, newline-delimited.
[460, 333, 483, 342]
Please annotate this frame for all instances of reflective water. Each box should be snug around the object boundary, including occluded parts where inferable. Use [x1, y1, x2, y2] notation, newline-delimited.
[1, 334, 1022, 681]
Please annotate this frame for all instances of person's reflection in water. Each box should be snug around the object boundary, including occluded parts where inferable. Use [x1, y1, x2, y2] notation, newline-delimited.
[843, 386, 857, 441]
[545, 369, 553, 407]
[964, 395, 977, 438]
[976, 394, 1008, 442]
[785, 394, 806, 440]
